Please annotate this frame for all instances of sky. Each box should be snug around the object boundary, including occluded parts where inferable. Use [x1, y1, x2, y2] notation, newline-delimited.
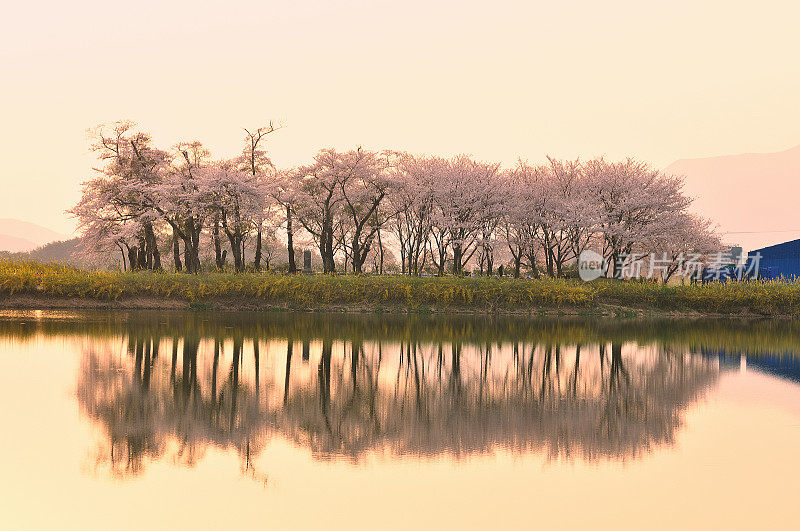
[2, 0, 799, 236]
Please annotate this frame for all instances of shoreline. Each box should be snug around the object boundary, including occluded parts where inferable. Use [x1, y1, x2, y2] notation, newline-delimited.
[0, 293, 793, 320]
[3, 261, 798, 319]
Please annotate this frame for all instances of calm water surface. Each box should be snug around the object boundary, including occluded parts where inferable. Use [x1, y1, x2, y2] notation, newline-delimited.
[1, 311, 799, 530]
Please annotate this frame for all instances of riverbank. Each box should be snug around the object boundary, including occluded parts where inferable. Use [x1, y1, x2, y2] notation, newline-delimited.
[1, 260, 798, 317]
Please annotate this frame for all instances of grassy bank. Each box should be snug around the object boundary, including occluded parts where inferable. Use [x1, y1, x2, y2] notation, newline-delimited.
[1, 260, 799, 316]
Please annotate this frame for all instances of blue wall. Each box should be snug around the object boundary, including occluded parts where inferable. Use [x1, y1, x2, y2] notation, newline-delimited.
[750, 238, 800, 279]
[701, 347, 800, 383]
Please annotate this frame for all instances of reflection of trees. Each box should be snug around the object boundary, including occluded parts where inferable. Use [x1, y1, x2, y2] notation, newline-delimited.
[278, 340, 716, 460]
[77, 330, 270, 477]
[77, 325, 719, 476]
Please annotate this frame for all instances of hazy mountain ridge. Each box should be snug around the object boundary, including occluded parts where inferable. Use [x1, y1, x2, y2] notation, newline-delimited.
[665, 144, 800, 252]
[0, 218, 69, 252]
[0, 238, 84, 265]
[0, 233, 39, 253]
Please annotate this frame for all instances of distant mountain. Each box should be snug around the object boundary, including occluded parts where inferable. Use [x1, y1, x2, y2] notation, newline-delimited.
[1, 237, 85, 265]
[25, 238, 83, 263]
[0, 233, 39, 253]
[665, 144, 800, 253]
[0, 218, 68, 252]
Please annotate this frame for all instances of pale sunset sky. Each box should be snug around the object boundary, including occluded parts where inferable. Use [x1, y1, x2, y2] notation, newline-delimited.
[2, 0, 799, 238]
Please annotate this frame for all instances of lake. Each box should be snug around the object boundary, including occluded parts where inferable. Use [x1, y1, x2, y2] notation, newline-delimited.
[1, 311, 799, 530]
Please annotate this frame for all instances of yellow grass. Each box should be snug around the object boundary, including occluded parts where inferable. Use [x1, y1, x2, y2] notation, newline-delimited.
[1, 259, 798, 315]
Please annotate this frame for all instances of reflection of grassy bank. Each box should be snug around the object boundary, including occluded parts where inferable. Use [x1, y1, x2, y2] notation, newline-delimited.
[2, 260, 799, 316]
[3, 310, 800, 357]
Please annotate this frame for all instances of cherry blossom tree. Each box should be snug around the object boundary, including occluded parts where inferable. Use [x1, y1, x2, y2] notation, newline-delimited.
[427, 155, 502, 275]
[497, 167, 530, 278]
[535, 157, 595, 277]
[499, 161, 544, 278]
[291, 152, 346, 273]
[291, 148, 389, 273]
[270, 169, 299, 273]
[583, 158, 692, 278]
[71, 121, 170, 271]
[73, 120, 715, 281]
[386, 154, 435, 275]
[196, 161, 271, 272]
[639, 212, 722, 282]
[238, 123, 281, 270]
[339, 150, 394, 274]
[152, 141, 210, 273]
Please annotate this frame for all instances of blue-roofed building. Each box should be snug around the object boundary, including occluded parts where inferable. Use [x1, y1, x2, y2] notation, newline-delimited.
[749, 238, 800, 280]
[701, 347, 800, 383]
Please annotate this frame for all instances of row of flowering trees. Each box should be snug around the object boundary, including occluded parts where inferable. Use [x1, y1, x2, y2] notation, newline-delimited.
[71, 121, 721, 279]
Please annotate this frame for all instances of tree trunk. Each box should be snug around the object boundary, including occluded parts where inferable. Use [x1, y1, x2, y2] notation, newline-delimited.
[350, 228, 369, 274]
[319, 340, 332, 426]
[546, 248, 554, 277]
[182, 229, 197, 274]
[351, 239, 362, 274]
[321, 220, 336, 273]
[211, 339, 220, 403]
[172, 233, 182, 271]
[253, 339, 260, 394]
[452, 243, 463, 275]
[128, 246, 138, 271]
[144, 222, 161, 270]
[253, 226, 262, 271]
[284, 340, 293, 404]
[190, 221, 201, 273]
[230, 337, 241, 427]
[226, 232, 244, 272]
[527, 252, 540, 279]
[213, 217, 224, 270]
[183, 234, 192, 272]
[286, 205, 297, 274]
[377, 228, 384, 274]
[610, 250, 620, 279]
[137, 236, 147, 270]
